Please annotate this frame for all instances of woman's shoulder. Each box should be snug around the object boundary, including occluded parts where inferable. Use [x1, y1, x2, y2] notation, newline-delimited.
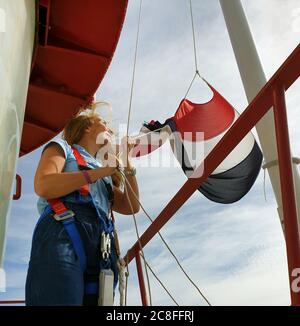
[42, 138, 73, 159]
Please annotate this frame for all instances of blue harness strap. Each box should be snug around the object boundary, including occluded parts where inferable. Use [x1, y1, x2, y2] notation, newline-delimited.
[37, 201, 111, 296]
[62, 218, 87, 271]
[36, 205, 87, 272]
[85, 282, 99, 295]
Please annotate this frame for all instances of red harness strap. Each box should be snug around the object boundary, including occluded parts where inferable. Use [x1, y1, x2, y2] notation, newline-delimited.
[72, 147, 90, 196]
[72, 146, 88, 168]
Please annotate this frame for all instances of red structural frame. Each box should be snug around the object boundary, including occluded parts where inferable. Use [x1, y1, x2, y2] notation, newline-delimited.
[124, 43, 300, 306]
[12, 175, 22, 200]
[135, 245, 149, 306]
[1, 44, 299, 306]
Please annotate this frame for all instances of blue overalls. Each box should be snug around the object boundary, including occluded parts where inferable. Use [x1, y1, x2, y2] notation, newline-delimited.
[25, 140, 119, 306]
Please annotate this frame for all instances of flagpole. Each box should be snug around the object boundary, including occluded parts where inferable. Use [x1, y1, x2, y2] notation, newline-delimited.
[219, 0, 300, 234]
[0, 0, 36, 267]
[219, 0, 300, 305]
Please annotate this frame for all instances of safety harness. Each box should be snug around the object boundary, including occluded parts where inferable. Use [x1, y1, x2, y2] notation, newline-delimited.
[36, 147, 116, 297]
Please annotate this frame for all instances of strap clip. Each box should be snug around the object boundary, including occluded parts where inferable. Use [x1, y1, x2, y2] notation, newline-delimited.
[53, 210, 75, 221]
[101, 231, 111, 260]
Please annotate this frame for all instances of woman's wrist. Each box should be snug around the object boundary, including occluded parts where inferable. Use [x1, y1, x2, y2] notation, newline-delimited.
[125, 156, 134, 169]
[89, 167, 111, 182]
[124, 165, 136, 176]
[81, 170, 93, 184]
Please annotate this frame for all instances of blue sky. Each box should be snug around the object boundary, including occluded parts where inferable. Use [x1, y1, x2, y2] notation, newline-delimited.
[1, 0, 300, 305]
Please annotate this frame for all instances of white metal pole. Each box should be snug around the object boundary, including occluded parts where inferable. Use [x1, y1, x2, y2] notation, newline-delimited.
[0, 0, 36, 267]
[219, 0, 300, 235]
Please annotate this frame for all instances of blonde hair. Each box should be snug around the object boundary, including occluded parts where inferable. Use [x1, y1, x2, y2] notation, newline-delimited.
[63, 114, 95, 146]
[62, 102, 122, 188]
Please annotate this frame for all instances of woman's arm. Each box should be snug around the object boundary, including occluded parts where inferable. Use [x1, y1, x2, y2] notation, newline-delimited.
[34, 143, 116, 199]
[112, 172, 140, 215]
[112, 137, 140, 214]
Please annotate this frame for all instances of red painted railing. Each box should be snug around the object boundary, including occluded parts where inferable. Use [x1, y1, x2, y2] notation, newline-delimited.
[124, 43, 300, 306]
[0, 300, 24, 305]
[12, 174, 22, 200]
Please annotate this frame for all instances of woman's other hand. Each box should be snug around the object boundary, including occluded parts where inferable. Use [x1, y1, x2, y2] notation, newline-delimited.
[118, 136, 136, 168]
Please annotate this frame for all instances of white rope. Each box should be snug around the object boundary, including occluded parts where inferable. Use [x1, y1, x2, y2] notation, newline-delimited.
[117, 170, 153, 305]
[111, 223, 127, 306]
[119, 170, 181, 306]
[263, 168, 268, 202]
[140, 252, 179, 306]
[118, 0, 212, 306]
[127, 0, 143, 136]
[189, 0, 198, 73]
[131, 126, 165, 140]
[117, 257, 126, 306]
[125, 258, 130, 306]
[123, 0, 153, 306]
[184, 0, 205, 98]
[262, 157, 300, 202]
[262, 157, 300, 170]
[184, 71, 197, 99]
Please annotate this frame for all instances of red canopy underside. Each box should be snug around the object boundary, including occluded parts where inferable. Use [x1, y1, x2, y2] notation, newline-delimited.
[20, 0, 128, 156]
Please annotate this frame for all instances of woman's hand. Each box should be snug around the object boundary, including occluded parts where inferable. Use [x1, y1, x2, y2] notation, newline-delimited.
[118, 136, 136, 168]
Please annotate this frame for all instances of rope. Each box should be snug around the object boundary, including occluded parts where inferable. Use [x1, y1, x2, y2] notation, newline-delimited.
[120, 0, 212, 306]
[117, 258, 126, 306]
[120, 171, 212, 306]
[184, 0, 205, 98]
[125, 257, 130, 306]
[140, 252, 180, 306]
[263, 168, 267, 202]
[184, 71, 198, 99]
[119, 171, 153, 306]
[109, 218, 126, 306]
[123, 0, 153, 306]
[262, 157, 300, 170]
[127, 0, 143, 137]
[120, 170, 180, 306]
[131, 126, 166, 140]
[189, 0, 198, 72]
[262, 157, 300, 203]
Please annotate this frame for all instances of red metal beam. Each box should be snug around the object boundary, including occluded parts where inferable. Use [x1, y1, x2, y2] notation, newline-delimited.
[135, 247, 149, 306]
[273, 85, 300, 305]
[12, 175, 22, 200]
[124, 43, 300, 264]
[0, 300, 25, 305]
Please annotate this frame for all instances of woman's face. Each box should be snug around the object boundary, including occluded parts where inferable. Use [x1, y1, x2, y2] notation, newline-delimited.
[88, 116, 113, 145]
[92, 116, 108, 134]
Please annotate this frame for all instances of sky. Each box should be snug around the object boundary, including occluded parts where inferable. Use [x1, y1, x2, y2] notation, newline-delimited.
[1, 0, 300, 306]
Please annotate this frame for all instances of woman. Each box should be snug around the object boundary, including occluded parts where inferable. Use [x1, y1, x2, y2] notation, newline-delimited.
[25, 106, 139, 306]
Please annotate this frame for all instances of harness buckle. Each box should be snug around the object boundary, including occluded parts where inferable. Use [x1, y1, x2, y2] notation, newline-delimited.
[101, 231, 111, 260]
[53, 210, 75, 221]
